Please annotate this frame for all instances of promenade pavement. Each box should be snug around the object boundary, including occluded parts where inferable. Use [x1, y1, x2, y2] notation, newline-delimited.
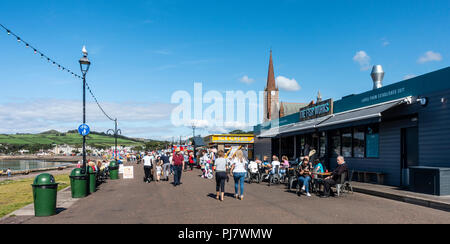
[2, 162, 450, 224]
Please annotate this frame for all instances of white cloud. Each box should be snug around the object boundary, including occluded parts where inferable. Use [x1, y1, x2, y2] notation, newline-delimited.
[239, 75, 254, 84]
[276, 76, 301, 91]
[353, 51, 371, 71]
[206, 121, 252, 134]
[381, 38, 390, 47]
[0, 99, 175, 136]
[418, 51, 443, 64]
[403, 74, 417, 80]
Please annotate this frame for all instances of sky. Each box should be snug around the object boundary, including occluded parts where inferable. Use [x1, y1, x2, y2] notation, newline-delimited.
[1, 0, 449, 140]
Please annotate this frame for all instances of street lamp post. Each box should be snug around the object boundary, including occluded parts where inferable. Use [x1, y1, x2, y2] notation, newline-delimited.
[107, 119, 121, 161]
[79, 46, 91, 174]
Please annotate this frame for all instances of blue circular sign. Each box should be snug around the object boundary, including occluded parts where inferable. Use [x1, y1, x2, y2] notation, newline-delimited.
[78, 124, 90, 136]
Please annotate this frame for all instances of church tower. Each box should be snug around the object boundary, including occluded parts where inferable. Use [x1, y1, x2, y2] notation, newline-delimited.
[264, 50, 279, 122]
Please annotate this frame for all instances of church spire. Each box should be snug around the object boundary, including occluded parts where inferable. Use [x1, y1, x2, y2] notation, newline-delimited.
[317, 90, 323, 102]
[266, 50, 277, 91]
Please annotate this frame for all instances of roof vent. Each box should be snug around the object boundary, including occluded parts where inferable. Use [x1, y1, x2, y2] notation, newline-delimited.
[371, 65, 384, 90]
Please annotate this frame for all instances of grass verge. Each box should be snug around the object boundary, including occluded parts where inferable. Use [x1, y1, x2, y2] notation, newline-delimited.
[0, 174, 70, 218]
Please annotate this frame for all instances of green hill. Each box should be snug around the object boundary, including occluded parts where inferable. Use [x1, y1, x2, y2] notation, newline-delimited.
[0, 131, 144, 148]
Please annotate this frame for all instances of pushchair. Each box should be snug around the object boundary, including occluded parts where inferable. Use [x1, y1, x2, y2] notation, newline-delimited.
[246, 163, 261, 184]
[202, 162, 213, 179]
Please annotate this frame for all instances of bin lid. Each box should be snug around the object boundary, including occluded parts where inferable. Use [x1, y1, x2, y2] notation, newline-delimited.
[33, 173, 57, 186]
[109, 161, 118, 167]
[70, 168, 86, 177]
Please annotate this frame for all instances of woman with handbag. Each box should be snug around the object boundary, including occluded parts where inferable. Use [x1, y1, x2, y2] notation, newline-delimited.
[213, 150, 229, 201]
[230, 150, 248, 200]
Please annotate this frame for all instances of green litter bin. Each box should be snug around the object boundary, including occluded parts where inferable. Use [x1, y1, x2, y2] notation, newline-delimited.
[69, 168, 88, 198]
[87, 166, 97, 193]
[109, 161, 119, 180]
[31, 173, 59, 217]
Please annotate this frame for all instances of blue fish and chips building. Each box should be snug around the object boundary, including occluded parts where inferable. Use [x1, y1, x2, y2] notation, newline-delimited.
[254, 66, 450, 195]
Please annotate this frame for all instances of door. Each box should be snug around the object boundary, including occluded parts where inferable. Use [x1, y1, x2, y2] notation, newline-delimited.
[401, 127, 419, 186]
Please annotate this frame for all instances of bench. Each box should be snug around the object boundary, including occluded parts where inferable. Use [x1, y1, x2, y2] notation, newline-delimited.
[354, 171, 385, 185]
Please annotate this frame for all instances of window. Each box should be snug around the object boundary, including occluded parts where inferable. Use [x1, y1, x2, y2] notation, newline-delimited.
[353, 127, 365, 158]
[366, 125, 379, 158]
[281, 136, 295, 159]
[342, 128, 352, 158]
[272, 138, 280, 157]
[329, 130, 341, 158]
[319, 133, 326, 157]
[296, 135, 305, 157]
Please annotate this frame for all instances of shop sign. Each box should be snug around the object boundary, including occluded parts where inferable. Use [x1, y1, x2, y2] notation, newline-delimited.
[299, 99, 333, 121]
[212, 136, 254, 144]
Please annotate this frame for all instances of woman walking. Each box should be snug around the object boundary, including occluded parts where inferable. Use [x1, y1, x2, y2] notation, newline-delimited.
[214, 150, 228, 201]
[230, 150, 248, 200]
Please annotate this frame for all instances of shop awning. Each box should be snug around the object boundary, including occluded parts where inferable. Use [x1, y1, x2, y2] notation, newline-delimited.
[316, 97, 411, 129]
[279, 115, 333, 136]
[257, 127, 281, 138]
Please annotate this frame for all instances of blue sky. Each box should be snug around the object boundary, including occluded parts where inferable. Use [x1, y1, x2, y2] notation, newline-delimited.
[1, 0, 449, 140]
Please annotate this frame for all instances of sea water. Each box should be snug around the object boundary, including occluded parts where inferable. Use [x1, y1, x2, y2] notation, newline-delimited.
[0, 160, 70, 172]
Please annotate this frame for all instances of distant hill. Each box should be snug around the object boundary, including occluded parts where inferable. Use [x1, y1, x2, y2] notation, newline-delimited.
[40, 130, 61, 134]
[0, 130, 145, 147]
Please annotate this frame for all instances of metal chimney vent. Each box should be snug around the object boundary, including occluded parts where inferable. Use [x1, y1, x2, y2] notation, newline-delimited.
[371, 65, 384, 90]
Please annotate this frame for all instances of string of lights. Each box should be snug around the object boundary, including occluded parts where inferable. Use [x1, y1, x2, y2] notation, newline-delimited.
[0, 23, 116, 122]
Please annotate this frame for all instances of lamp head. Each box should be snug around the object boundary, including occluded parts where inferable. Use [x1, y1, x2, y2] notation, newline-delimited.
[79, 45, 91, 74]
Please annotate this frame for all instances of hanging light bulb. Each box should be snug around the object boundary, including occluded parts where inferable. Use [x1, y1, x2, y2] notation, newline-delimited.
[34, 49, 37, 54]
[25, 43, 29, 48]
[7, 30, 11, 35]
[17, 37, 21, 42]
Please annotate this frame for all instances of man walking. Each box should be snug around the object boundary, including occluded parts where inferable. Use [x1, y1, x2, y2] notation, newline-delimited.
[172, 149, 185, 186]
[161, 152, 171, 181]
[143, 152, 154, 183]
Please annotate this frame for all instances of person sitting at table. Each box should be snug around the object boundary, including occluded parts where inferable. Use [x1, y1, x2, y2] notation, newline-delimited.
[313, 159, 325, 174]
[321, 156, 348, 198]
[298, 158, 312, 197]
[280, 156, 289, 176]
[261, 156, 271, 177]
[269, 155, 281, 175]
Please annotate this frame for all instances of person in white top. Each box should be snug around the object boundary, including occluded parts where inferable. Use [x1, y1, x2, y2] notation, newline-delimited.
[270, 156, 281, 175]
[143, 152, 153, 183]
[230, 150, 248, 200]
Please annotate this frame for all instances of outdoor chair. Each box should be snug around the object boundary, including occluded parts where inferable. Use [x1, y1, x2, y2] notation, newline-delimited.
[336, 171, 354, 197]
[268, 165, 281, 186]
[259, 167, 270, 184]
[287, 166, 300, 191]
